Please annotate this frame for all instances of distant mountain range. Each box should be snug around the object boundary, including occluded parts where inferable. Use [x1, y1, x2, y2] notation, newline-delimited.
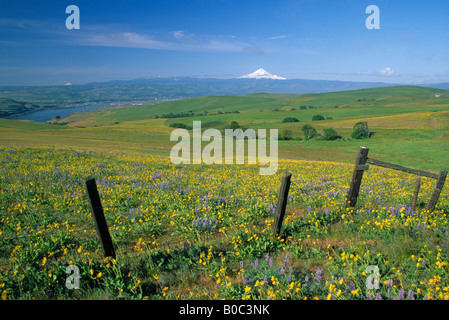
[239, 68, 286, 80]
[85, 77, 399, 94]
[84, 73, 449, 93]
[84, 76, 449, 96]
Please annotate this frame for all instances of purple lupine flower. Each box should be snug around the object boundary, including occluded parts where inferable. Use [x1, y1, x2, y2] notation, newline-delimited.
[265, 253, 270, 262]
[284, 253, 290, 265]
[375, 293, 382, 300]
[387, 279, 393, 288]
[408, 290, 415, 300]
[193, 217, 218, 231]
[398, 289, 405, 300]
[314, 268, 323, 282]
[254, 259, 259, 267]
[305, 275, 309, 282]
[239, 261, 244, 270]
[366, 292, 373, 300]
[264, 275, 268, 283]
[347, 282, 355, 291]
[279, 266, 285, 275]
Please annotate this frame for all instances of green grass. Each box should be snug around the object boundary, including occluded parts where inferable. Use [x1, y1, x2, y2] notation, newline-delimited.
[1, 146, 448, 300]
[2, 85, 448, 171]
[1, 85, 449, 300]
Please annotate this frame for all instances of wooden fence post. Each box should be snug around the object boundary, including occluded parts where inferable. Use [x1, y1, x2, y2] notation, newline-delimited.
[85, 178, 116, 259]
[426, 170, 448, 212]
[273, 172, 292, 237]
[346, 147, 370, 207]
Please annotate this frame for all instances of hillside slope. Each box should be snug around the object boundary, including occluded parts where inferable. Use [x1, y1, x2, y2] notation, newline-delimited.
[1, 85, 448, 170]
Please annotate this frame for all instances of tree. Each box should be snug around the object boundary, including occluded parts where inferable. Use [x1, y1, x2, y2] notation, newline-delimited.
[312, 114, 325, 121]
[301, 124, 318, 140]
[228, 121, 241, 130]
[282, 117, 300, 123]
[169, 122, 192, 130]
[351, 121, 370, 139]
[279, 129, 293, 140]
[322, 128, 341, 141]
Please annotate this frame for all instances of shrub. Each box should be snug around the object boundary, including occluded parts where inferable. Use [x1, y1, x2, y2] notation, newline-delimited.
[279, 129, 293, 140]
[161, 112, 195, 119]
[322, 128, 341, 141]
[351, 121, 370, 139]
[169, 122, 192, 130]
[282, 117, 300, 123]
[228, 121, 241, 130]
[312, 115, 325, 121]
[301, 124, 319, 140]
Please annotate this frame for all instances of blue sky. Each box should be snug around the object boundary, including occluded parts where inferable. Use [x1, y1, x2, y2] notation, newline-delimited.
[1, 0, 449, 86]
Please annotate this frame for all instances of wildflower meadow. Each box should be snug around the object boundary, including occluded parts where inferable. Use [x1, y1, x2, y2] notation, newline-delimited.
[1, 145, 448, 300]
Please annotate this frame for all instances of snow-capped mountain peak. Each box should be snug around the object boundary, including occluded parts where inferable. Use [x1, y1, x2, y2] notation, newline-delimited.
[239, 68, 286, 80]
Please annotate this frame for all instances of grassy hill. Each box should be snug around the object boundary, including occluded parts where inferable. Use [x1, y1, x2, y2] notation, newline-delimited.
[0, 85, 448, 170]
[0, 98, 44, 118]
[1, 85, 449, 300]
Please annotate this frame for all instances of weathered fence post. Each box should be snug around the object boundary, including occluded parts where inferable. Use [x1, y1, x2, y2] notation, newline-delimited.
[411, 176, 422, 211]
[85, 178, 116, 259]
[273, 172, 292, 237]
[426, 170, 448, 212]
[346, 147, 370, 207]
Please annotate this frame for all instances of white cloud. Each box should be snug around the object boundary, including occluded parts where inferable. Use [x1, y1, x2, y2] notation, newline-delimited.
[173, 30, 185, 41]
[79, 31, 177, 51]
[77, 29, 254, 53]
[0, 18, 258, 54]
[380, 67, 395, 76]
[268, 35, 288, 40]
[172, 30, 199, 43]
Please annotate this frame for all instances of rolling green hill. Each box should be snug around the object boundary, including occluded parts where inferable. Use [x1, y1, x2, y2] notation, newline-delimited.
[1, 85, 448, 171]
[0, 98, 44, 118]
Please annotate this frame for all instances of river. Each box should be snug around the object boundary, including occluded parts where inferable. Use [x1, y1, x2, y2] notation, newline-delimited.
[8, 104, 109, 122]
